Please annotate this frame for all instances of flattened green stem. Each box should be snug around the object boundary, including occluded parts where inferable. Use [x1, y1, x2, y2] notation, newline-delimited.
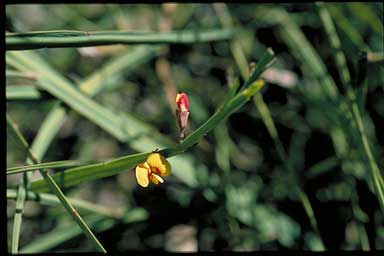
[7, 189, 124, 219]
[6, 29, 235, 50]
[7, 160, 87, 175]
[6, 114, 106, 253]
[28, 48, 274, 193]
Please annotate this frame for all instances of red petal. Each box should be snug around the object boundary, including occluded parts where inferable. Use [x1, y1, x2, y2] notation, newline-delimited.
[176, 92, 189, 110]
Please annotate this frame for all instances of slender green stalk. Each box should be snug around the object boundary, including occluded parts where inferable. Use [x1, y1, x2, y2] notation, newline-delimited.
[6, 85, 43, 100]
[7, 160, 87, 175]
[11, 172, 29, 253]
[317, 2, 384, 211]
[28, 49, 273, 193]
[7, 189, 124, 218]
[6, 50, 173, 145]
[9, 118, 33, 254]
[253, 91, 325, 249]
[7, 51, 130, 141]
[317, 3, 351, 89]
[327, 5, 368, 50]
[7, 114, 106, 253]
[214, 3, 325, 248]
[255, 6, 382, 210]
[6, 29, 235, 50]
[29, 101, 68, 160]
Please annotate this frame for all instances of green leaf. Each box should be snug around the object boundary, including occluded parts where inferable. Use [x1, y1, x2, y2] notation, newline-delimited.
[7, 114, 106, 253]
[6, 29, 235, 50]
[6, 85, 43, 100]
[7, 160, 87, 175]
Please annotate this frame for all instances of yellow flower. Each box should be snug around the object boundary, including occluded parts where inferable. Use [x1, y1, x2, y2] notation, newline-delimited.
[135, 153, 171, 188]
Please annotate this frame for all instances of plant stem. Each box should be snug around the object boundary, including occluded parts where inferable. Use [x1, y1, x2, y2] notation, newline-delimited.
[214, 3, 325, 248]
[7, 113, 106, 253]
[6, 29, 235, 50]
[7, 189, 124, 219]
[7, 160, 86, 175]
[317, 2, 384, 211]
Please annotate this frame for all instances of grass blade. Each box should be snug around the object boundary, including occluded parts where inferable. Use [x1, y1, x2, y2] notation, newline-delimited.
[21, 215, 105, 253]
[327, 5, 368, 51]
[6, 85, 43, 100]
[6, 29, 235, 50]
[7, 189, 124, 219]
[29, 102, 69, 160]
[79, 45, 164, 95]
[7, 160, 87, 175]
[7, 113, 107, 253]
[11, 174, 28, 253]
[7, 51, 129, 141]
[213, 4, 325, 248]
[317, 2, 384, 211]
[29, 152, 149, 193]
[239, 48, 275, 91]
[20, 209, 148, 253]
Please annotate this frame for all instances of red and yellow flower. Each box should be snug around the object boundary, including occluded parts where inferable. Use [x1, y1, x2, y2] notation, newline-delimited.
[176, 92, 189, 112]
[135, 153, 171, 187]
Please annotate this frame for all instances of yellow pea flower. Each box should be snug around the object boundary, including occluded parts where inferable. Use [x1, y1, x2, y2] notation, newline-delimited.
[135, 153, 171, 188]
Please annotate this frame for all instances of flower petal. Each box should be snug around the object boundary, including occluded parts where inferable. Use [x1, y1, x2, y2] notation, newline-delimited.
[176, 92, 189, 111]
[152, 173, 164, 184]
[147, 153, 171, 177]
[149, 174, 159, 184]
[135, 163, 149, 187]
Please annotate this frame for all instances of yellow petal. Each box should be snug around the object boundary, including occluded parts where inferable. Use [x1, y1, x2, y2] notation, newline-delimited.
[146, 153, 171, 177]
[135, 163, 149, 187]
[176, 93, 181, 103]
[149, 175, 159, 184]
[152, 173, 164, 184]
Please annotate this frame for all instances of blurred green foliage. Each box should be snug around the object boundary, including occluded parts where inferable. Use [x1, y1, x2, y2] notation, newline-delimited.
[6, 3, 384, 252]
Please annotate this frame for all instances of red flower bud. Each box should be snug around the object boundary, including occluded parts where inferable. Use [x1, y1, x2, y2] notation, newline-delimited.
[175, 92, 190, 142]
[176, 92, 189, 112]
